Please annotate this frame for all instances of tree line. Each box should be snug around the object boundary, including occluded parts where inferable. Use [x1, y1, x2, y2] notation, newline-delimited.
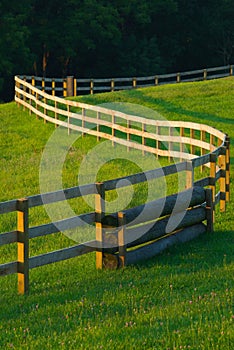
[1, 0, 233, 101]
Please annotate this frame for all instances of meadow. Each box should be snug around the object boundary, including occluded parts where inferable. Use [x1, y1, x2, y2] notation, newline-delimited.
[0, 77, 233, 349]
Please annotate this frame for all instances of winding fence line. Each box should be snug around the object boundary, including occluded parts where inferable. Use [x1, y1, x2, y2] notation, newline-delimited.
[0, 76, 230, 295]
[19, 64, 233, 97]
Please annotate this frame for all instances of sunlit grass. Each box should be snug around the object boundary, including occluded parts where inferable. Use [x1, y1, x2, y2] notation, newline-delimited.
[0, 77, 233, 349]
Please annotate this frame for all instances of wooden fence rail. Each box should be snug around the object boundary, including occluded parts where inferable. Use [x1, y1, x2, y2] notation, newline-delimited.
[19, 64, 233, 96]
[0, 75, 230, 294]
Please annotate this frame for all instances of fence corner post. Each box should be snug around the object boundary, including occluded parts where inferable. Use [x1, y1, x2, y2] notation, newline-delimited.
[17, 198, 29, 295]
[95, 183, 105, 269]
[118, 212, 126, 267]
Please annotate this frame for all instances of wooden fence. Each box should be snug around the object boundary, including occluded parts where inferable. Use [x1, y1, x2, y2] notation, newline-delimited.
[0, 76, 230, 294]
[19, 64, 233, 96]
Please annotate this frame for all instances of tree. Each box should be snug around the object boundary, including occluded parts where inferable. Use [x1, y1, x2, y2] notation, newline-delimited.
[0, 0, 32, 100]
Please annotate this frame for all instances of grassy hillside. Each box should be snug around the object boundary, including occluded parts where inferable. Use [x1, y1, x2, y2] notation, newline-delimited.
[0, 77, 233, 349]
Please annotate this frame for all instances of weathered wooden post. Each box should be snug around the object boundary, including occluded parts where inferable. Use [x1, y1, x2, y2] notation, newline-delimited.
[95, 183, 105, 269]
[133, 78, 137, 88]
[17, 198, 29, 295]
[66, 76, 74, 97]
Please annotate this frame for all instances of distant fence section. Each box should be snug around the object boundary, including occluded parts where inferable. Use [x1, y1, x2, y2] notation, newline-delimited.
[19, 64, 233, 97]
[0, 75, 230, 295]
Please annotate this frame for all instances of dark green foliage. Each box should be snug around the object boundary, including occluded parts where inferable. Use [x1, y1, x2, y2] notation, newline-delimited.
[1, 0, 234, 100]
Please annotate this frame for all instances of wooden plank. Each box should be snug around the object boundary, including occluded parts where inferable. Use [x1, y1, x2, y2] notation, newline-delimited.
[125, 206, 206, 249]
[29, 243, 96, 269]
[28, 183, 96, 207]
[126, 223, 207, 265]
[0, 199, 17, 214]
[104, 161, 187, 191]
[29, 212, 95, 238]
[0, 231, 18, 246]
[103, 187, 206, 227]
[0, 262, 18, 276]
[194, 177, 210, 187]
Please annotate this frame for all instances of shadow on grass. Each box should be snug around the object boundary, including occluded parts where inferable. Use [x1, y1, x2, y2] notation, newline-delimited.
[0, 229, 233, 324]
[130, 89, 234, 126]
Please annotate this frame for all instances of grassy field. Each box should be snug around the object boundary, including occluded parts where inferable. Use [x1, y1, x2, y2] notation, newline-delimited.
[0, 77, 233, 349]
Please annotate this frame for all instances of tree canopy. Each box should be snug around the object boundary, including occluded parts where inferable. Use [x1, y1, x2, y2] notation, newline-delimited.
[0, 0, 233, 101]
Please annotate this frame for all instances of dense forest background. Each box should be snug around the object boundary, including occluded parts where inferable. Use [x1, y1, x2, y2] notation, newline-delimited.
[0, 0, 233, 101]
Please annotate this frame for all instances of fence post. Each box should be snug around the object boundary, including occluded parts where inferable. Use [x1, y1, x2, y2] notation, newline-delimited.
[203, 69, 207, 80]
[155, 76, 159, 85]
[111, 79, 115, 92]
[225, 136, 230, 202]
[73, 78, 77, 97]
[205, 189, 214, 232]
[95, 183, 105, 269]
[118, 212, 126, 267]
[66, 76, 74, 97]
[17, 198, 29, 295]
[97, 111, 101, 141]
[133, 78, 137, 88]
[180, 127, 185, 161]
[127, 119, 131, 152]
[190, 129, 195, 155]
[112, 114, 116, 147]
[186, 160, 194, 189]
[209, 153, 217, 210]
[230, 65, 233, 76]
[142, 123, 146, 156]
[90, 80, 94, 94]
[219, 147, 226, 212]
[42, 78, 45, 93]
[63, 79, 67, 97]
[52, 79, 55, 96]
[200, 130, 206, 172]
[156, 125, 161, 159]
[177, 73, 181, 83]
[82, 108, 86, 137]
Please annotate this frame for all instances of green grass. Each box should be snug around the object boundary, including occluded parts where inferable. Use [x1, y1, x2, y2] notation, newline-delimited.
[0, 77, 233, 349]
